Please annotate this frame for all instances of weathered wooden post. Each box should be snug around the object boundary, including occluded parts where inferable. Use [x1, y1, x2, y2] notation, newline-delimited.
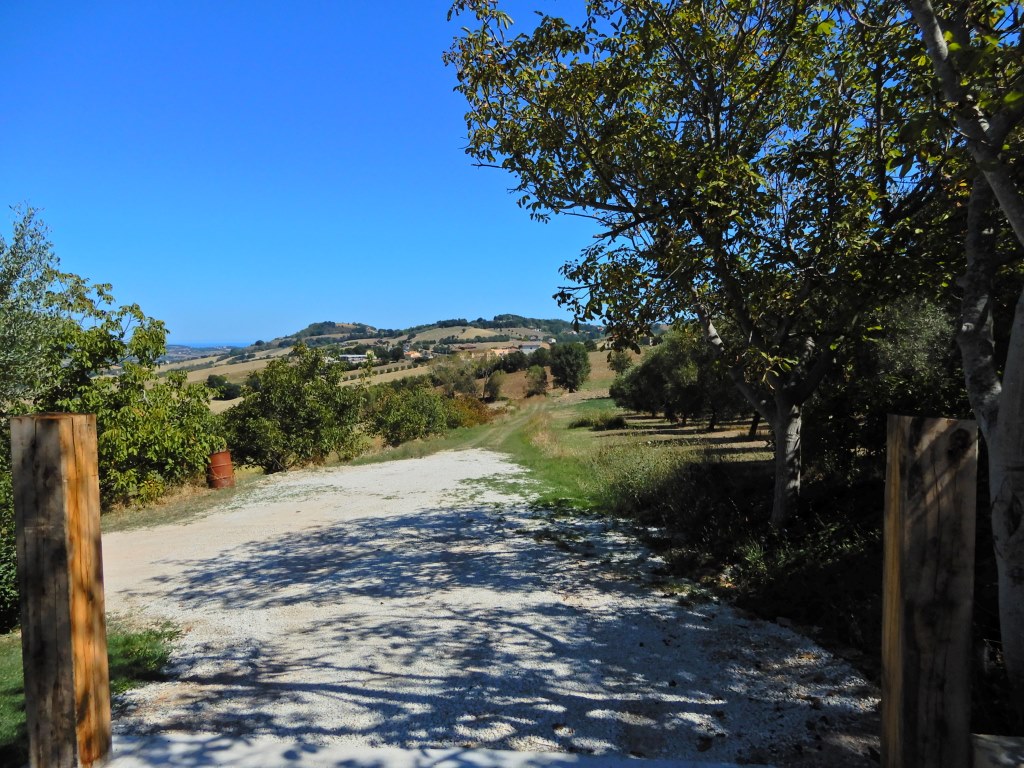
[882, 415, 977, 768]
[11, 414, 111, 768]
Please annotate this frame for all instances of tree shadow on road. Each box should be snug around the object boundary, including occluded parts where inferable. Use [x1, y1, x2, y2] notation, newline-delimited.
[113, 504, 877, 767]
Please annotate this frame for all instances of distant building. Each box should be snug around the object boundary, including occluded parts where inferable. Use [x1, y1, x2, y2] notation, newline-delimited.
[335, 353, 373, 364]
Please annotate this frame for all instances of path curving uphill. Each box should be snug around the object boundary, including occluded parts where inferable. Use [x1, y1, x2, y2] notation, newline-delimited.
[103, 450, 878, 766]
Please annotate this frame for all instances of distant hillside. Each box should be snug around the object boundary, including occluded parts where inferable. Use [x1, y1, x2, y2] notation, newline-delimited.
[159, 344, 234, 364]
[403, 314, 604, 340]
[157, 313, 611, 386]
[257, 314, 605, 352]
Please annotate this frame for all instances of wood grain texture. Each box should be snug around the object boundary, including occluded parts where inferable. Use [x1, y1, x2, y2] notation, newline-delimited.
[12, 414, 110, 768]
[882, 415, 977, 768]
[69, 415, 110, 766]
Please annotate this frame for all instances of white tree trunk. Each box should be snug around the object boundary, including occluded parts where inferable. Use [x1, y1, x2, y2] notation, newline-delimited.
[987, 456, 1024, 703]
[987, 288, 1024, 705]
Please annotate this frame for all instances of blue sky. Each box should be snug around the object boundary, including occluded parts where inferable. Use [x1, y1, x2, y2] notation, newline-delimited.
[1, 1, 595, 345]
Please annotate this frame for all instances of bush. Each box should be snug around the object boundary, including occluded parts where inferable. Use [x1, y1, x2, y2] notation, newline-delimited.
[501, 350, 529, 373]
[223, 344, 363, 472]
[531, 347, 551, 368]
[607, 349, 633, 374]
[205, 373, 242, 400]
[366, 384, 454, 446]
[569, 410, 628, 431]
[431, 358, 479, 397]
[446, 394, 493, 428]
[83, 371, 225, 505]
[0, 464, 16, 632]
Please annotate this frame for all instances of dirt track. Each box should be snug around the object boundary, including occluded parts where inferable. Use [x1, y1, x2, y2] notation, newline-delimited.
[103, 450, 879, 766]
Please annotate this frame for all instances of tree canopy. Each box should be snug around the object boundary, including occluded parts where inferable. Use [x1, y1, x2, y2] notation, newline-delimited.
[447, 0, 949, 524]
[550, 343, 592, 392]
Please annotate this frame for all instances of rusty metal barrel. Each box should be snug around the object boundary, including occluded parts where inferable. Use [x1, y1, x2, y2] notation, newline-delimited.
[207, 449, 236, 489]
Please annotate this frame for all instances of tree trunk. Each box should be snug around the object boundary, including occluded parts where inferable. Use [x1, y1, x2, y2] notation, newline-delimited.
[986, 288, 1024, 709]
[987, 454, 1024, 707]
[955, 178, 1024, 711]
[748, 411, 761, 438]
[770, 402, 802, 527]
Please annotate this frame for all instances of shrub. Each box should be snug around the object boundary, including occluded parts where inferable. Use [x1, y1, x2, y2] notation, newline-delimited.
[568, 410, 628, 431]
[366, 384, 453, 446]
[82, 371, 225, 505]
[205, 373, 242, 400]
[223, 344, 363, 472]
[431, 357, 479, 397]
[0, 462, 16, 632]
[446, 394, 492, 428]
[607, 349, 633, 374]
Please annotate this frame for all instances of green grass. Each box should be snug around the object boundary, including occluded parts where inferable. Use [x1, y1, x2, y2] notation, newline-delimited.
[0, 634, 24, 766]
[0, 621, 178, 765]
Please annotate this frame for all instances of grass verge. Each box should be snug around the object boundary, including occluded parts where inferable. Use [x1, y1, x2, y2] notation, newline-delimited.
[0, 621, 178, 765]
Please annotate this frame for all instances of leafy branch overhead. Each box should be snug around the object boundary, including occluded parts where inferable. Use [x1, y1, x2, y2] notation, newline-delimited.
[447, 0, 954, 526]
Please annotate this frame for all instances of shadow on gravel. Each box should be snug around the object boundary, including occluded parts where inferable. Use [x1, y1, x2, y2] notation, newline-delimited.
[116, 505, 876, 767]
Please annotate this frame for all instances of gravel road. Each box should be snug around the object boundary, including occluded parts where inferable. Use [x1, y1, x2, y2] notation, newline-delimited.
[103, 450, 879, 766]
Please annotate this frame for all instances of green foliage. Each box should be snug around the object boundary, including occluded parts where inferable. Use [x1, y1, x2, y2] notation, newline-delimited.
[445, 395, 493, 429]
[0, 208, 58, 412]
[610, 324, 746, 426]
[0, 465, 15, 634]
[804, 300, 970, 482]
[223, 344, 363, 473]
[525, 365, 548, 397]
[484, 369, 506, 401]
[29, 277, 225, 507]
[606, 349, 633, 375]
[529, 347, 551, 368]
[365, 383, 456, 447]
[37, 273, 169, 410]
[500, 350, 529, 373]
[87, 372, 224, 505]
[205, 374, 242, 400]
[568, 410, 627, 431]
[430, 357, 479, 397]
[549, 343, 591, 392]
[448, 0, 951, 524]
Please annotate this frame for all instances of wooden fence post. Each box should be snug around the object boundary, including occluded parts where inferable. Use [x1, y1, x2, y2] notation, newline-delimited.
[882, 415, 977, 768]
[12, 414, 111, 768]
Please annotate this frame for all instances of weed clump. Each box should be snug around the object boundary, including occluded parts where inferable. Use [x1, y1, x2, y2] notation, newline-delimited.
[568, 410, 628, 431]
[590, 443, 882, 661]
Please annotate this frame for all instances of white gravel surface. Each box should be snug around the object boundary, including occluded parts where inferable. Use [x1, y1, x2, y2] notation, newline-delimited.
[103, 450, 879, 766]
